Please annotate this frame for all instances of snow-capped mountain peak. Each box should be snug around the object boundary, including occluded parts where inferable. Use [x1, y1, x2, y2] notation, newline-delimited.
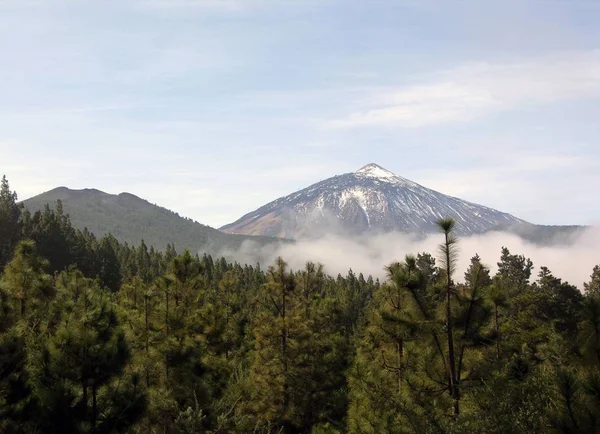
[220, 164, 527, 239]
[355, 163, 396, 179]
[355, 163, 418, 188]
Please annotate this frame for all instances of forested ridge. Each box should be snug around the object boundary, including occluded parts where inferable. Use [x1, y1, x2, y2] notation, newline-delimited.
[2, 174, 600, 433]
[22, 186, 285, 254]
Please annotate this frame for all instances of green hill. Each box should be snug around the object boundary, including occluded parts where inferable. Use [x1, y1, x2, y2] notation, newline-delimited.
[22, 187, 287, 254]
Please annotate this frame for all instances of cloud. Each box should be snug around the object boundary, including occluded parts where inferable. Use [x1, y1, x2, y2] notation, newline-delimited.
[135, 0, 332, 13]
[221, 227, 600, 289]
[134, 0, 266, 13]
[327, 50, 600, 129]
[414, 154, 591, 197]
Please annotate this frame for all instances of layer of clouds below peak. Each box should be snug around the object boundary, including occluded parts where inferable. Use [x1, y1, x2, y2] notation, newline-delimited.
[220, 228, 600, 289]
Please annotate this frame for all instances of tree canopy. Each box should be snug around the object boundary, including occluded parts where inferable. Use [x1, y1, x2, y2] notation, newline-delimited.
[1, 175, 599, 433]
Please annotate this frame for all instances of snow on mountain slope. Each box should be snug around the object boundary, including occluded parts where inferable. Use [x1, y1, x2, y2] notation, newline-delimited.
[220, 164, 527, 238]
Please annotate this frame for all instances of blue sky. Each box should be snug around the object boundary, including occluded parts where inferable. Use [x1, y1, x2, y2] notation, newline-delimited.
[1, 0, 599, 227]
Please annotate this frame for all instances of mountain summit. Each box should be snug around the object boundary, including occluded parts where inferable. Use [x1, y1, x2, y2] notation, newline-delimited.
[220, 164, 526, 238]
[356, 163, 397, 178]
[355, 163, 425, 187]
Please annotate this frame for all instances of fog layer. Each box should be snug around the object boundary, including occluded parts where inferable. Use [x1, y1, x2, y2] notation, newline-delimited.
[218, 227, 600, 288]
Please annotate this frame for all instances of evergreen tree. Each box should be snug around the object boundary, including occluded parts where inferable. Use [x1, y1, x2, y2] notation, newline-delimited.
[243, 257, 311, 431]
[579, 295, 600, 364]
[535, 267, 582, 335]
[464, 254, 491, 288]
[348, 256, 429, 433]
[98, 234, 122, 292]
[136, 240, 152, 284]
[0, 240, 53, 432]
[415, 252, 439, 286]
[294, 262, 349, 431]
[487, 276, 509, 360]
[584, 265, 600, 296]
[0, 240, 53, 319]
[437, 217, 461, 416]
[27, 270, 142, 432]
[0, 175, 22, 272]
[497, 247, 533, 294]
[23, 202, 76, 274]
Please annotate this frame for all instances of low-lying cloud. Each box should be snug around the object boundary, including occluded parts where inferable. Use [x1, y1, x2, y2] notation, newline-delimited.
[220, 227, 600, 289]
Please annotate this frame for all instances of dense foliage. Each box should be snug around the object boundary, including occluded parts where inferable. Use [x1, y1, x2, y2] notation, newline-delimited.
[2, 175, 600, 433]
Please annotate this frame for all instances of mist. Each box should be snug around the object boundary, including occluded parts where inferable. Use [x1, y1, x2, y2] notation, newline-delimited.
[219, 227, 600, 288]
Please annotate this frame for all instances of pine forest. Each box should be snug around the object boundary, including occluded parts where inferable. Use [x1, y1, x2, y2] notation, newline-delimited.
[2, 175, 600, 433]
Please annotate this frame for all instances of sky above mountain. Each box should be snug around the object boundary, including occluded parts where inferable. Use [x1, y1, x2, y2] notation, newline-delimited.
[1, 0, 599, 228]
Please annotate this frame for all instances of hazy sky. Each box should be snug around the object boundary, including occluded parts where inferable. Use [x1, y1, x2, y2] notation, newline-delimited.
[1, 0, 599, 228]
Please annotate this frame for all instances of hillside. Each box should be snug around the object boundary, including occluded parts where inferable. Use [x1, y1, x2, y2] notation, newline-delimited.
[495, 222, 588, 245]
[22, 187, 286, 253]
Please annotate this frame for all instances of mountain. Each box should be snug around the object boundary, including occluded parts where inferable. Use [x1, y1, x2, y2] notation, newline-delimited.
[497, 222, 588, 245]
[22, 187, 286, 253]
[221, 163, 527, 238]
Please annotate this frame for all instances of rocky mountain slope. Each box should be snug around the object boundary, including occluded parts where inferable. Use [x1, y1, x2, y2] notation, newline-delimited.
[221, 163, 527, 238]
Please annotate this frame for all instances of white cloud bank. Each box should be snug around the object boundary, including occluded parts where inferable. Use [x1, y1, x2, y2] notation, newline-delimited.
[223, 227, 600, 289]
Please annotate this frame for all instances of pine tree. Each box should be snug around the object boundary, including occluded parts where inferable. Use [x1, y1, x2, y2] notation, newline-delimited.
[497, 247, 533, 294]
[437, 217, 460, 416]
[348, 256, 428, 433]
[487, 276, 509, 360]
[584, 265, 600, 296]
[464, 254, 491, 289]
[580, 295, 600, 364]
[453, 254, 493, 413]
[493, 247, 547, 359]
[349, 221, 495, 431]
[294, 262, 349, 431]
[535, 266, 582, 335]
[244, 257, 311, 431]
[0, 240, 53, 320]
[415, 252, 439, 286]
[156, 251, 215, 429]
[136, 240, 152, 284]
[0, 240, 53, 432]
[27, 270, 141, 432]
[22, 202, 77, 274]
[0, 176, 22, 272]
[98, 234, 122, 292]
